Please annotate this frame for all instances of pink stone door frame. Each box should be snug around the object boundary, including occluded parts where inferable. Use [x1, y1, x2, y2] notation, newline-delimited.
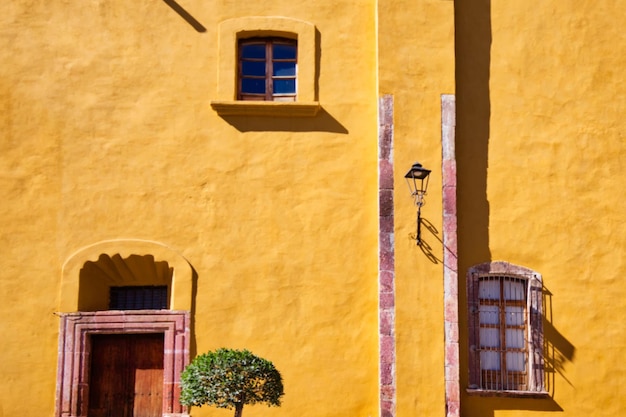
[55, 310, 190, 417]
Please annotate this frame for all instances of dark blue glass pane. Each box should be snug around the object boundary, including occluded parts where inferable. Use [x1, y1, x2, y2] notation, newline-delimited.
[242, 78, 266, 94]
[273, 78, 296, 94]
[273, 43, 296, 59]
[242, 60, 266, 76]
[273, 61, 296, 77]
[241, 43, 266, 59]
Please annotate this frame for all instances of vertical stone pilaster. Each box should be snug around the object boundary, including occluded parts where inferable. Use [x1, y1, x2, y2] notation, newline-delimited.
[379, 95, 396, 417]
[441, 94, 460, 417]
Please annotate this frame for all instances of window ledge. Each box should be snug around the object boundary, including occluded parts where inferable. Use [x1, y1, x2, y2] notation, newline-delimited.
[466, 388, 550, 399]
[211, 101, 321, 117]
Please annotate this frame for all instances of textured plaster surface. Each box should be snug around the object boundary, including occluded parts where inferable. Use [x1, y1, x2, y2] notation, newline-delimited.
[0, 1, 379, 416]
[2, 0, 624, 416]
[377, 1, 455, 416]
[456, 1, 626, 416]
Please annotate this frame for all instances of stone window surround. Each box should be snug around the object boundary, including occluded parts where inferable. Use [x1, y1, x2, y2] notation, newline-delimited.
[465, 261, 548, 398]
[210, 16, 320, 117]
[55, 310, 190, 417]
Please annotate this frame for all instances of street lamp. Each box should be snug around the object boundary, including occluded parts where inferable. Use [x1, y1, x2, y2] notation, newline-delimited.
[405, 162, 431, 245]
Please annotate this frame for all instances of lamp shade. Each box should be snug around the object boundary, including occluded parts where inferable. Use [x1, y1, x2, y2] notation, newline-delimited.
[404, 162, 431, 180]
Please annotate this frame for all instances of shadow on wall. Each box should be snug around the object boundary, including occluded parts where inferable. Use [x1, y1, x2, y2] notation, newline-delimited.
[219, 107, 349, 133]
[543, 286, 576, 395]
[455, 0, 492, 268]
[455, 1, 575, 415]
[410, 217, 455, 269]
[464, 391, 563, 415]
[455, 2, 493, 410]
[162, 0, 206, 32]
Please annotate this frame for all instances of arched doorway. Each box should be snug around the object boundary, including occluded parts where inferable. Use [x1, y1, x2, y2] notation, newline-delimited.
[56, 240, 193, 417]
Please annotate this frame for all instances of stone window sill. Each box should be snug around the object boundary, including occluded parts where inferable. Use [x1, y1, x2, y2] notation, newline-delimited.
[466, 388, 550, 399]
[210, 101, 321, 117]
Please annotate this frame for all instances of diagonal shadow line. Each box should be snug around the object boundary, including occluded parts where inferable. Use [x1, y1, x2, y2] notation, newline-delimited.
[162, 0, 206, 32]
[412, 217, 459, 272]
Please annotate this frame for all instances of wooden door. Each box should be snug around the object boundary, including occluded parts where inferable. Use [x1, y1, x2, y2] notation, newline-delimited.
[89, 333, 164, 417]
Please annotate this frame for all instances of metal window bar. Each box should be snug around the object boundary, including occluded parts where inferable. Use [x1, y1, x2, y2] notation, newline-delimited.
[475, 275, 528, 391]
[109, 286, 169, 310]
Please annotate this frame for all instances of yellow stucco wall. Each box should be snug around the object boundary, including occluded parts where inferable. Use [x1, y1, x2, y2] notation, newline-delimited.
[456, 1, 626, 416]
[1, 0, 625, 416]
[1, 1, 379, 416]
[378, 1, 455, 416]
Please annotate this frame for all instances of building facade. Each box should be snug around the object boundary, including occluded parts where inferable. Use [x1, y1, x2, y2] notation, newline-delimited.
[1, 1, 624, 416]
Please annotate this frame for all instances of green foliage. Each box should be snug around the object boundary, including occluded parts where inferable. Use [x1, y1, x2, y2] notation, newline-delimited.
[180, 348, 284, 413]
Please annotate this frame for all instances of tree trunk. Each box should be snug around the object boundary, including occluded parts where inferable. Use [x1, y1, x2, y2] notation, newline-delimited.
[233, 402, 244, 417]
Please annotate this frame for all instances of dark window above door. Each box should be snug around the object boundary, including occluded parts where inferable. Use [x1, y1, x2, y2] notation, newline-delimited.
[109, 286, 169, 310]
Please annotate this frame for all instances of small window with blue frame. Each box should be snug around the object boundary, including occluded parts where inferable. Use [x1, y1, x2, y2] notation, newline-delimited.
[238, 37, 297, 101]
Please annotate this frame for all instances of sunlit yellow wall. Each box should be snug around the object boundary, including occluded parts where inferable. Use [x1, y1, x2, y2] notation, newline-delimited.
[378, 0, 455, 416]
[457, 1, 626, 416]
[0, 1, 379, 416]
[3, 1, 623, 416]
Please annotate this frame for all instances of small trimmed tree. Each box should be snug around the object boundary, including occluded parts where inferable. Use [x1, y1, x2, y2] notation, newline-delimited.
[180, 348, 284, 417]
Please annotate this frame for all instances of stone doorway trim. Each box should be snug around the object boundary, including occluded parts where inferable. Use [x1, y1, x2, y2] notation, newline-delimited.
[55, 310, 190, 417]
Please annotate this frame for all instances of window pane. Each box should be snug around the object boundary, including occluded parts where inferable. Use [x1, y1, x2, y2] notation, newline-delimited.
[241, 78, 265, 94]
[506, 352, 526, 371]
[273, 61, 296, 77]
[479, 305, 500, 325]
[273, 43, 297, 59]
[505, 305, 524, 325]
[480, 351, 501, 370]
[241, 43, 266, 59]
[242, 60, 266, 76]
[479, 279, 500, 299]
[505, 328, 525, 348]
[479, 328, 500, 347]
[504, 279, 525, 300]
[273, 78, 296, 94]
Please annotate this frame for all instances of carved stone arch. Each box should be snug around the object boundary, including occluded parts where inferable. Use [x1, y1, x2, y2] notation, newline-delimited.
[56, 240, 193, 417]
[60, 239, 193, 312]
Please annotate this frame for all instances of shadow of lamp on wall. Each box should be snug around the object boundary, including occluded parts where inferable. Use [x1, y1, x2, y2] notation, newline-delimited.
[405, 162, 431, 245]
